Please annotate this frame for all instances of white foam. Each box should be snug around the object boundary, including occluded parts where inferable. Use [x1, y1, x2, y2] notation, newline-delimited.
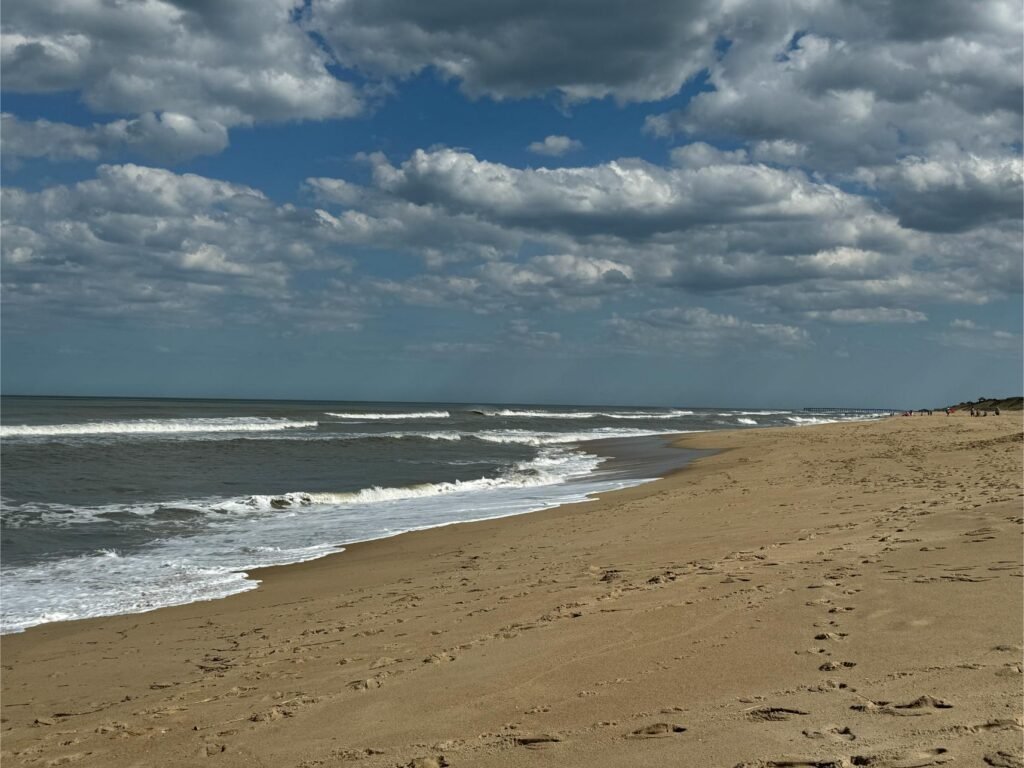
[786, 416, 839, 425]
[606, 410, 694, 419]
[475, 427, 689, 446]
[1, 417, 317, 438]
[225, 444, 598, 512]
[480, 409, 693, 419]
[1, 442, 657, 633]
[324, 410, 450, 420]
[737, 418, 758, 425]
[354, 431, 462, 441]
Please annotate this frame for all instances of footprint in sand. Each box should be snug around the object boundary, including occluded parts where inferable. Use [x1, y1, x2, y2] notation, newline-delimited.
[954, 717, 1024, 734]
[819, 661, 857, 671]
[735, 748, 951, 768]
[849, 747, 951, 767]
[747, 707, 810, 721]
[511, 734, 562, 749]
[423, 652, 456, 664]
[405, 757, 449, 768]
[802, 725, 855, 741]
[627, 722, 687, 738]
[851, 695, 952, 716]
[733, 758, 846, 767]
[984, 751, 1024, 768]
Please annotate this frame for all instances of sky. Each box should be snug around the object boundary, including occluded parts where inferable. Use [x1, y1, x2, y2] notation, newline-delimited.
[1, 0, 1022, 408]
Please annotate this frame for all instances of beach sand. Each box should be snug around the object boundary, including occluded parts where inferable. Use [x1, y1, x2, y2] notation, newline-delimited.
[2, 414, 1021, 767]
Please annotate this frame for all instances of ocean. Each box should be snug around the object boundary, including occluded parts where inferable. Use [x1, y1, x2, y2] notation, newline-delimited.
[0, 396, 870, 633]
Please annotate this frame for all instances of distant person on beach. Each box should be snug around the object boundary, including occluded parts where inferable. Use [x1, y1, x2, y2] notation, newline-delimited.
[994, 407, 1001, 416]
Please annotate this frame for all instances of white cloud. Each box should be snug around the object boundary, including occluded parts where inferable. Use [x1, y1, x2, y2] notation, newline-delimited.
[308, 0, 723, 103]
[301, 145, 1017, 322]
[609, 306, 811, 352]
[857, 151, 1023, 232]
[527, 135, 583, 156]
[803, 307, 928, 324]
[670, 142, 748, 169]
[0, 0, 362, 163]
[1, 165, 363, 329]
[646, 4, 1022, 172]
[1, 0, 361, 126]
[2, 112, 229, 163]
[366, 147, 891, 239]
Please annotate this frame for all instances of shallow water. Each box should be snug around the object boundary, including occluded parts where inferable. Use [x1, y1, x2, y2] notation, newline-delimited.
[0, 396, 876, 632]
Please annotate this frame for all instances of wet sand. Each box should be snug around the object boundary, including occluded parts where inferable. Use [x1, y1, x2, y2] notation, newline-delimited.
[2, 414, 1021, 767]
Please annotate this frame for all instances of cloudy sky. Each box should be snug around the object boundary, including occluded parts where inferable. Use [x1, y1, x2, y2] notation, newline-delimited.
[2, 0, 1021, 407]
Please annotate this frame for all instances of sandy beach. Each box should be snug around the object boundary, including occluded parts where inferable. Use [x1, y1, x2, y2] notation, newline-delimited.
[2, 414, 1021, 768]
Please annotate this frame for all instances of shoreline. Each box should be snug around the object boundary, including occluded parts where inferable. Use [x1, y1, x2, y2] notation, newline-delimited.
[0, 429, 706, 637]
[244, 431, 714, 594]
[3, 414, 1020, 767]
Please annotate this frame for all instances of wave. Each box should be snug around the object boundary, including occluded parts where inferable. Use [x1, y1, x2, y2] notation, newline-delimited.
[717, 410, 792, 417]
[6, 441, 605, 529]
[227, 440, 606, 511]
[478, 409, 693, 419]
[474, 427, 692, 447]
[323, 410, 450, 420]
[1, 417, 697, 631]
[786, 416, 839, 425]
[344, 430, 462, 441]
[737, 418, 758, 425]
[0, 417, 317, 438]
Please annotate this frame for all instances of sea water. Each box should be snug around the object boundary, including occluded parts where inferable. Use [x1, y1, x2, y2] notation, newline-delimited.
[0, 396, 871, 632]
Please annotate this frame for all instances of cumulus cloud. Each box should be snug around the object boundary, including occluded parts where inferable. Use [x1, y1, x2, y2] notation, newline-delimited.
[1, 0, 362, 163]
[670, 142, 748, 169]
[307, 175, 523, 267]
[2, 0, 1020, 364]
[368, 253, 631, 314]
[1, 0, 360, 126]
[609, 306, 810, 352]
[366, 147, 889, 239]
[803, 307, 928, 324]
[1, 164, 363, 329]
[527, 135, 583, 156]
[855, 151, 1024, 233]
[296, 145, 1020, 326]
[308, 0, 723, 103]
[646, 2, 1022, 172]
[2, 112, 229, 163]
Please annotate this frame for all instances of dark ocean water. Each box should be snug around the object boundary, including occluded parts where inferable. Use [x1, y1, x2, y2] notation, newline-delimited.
[0, 396, 873, 632]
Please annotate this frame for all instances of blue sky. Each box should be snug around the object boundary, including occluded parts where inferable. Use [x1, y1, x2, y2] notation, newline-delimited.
[2, 0, 1021, 408]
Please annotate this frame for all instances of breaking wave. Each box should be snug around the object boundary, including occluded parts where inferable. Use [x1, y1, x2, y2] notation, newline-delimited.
[324, 410, 450, 420]
[1, 417, 317, 438]
[478, 409, 693, 419]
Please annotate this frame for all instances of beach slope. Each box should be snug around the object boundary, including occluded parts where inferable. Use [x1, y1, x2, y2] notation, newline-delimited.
[2, 415, 1021, 767]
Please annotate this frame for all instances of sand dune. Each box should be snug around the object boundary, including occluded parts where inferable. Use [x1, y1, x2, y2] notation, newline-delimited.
[2, 414, 1021, 767]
